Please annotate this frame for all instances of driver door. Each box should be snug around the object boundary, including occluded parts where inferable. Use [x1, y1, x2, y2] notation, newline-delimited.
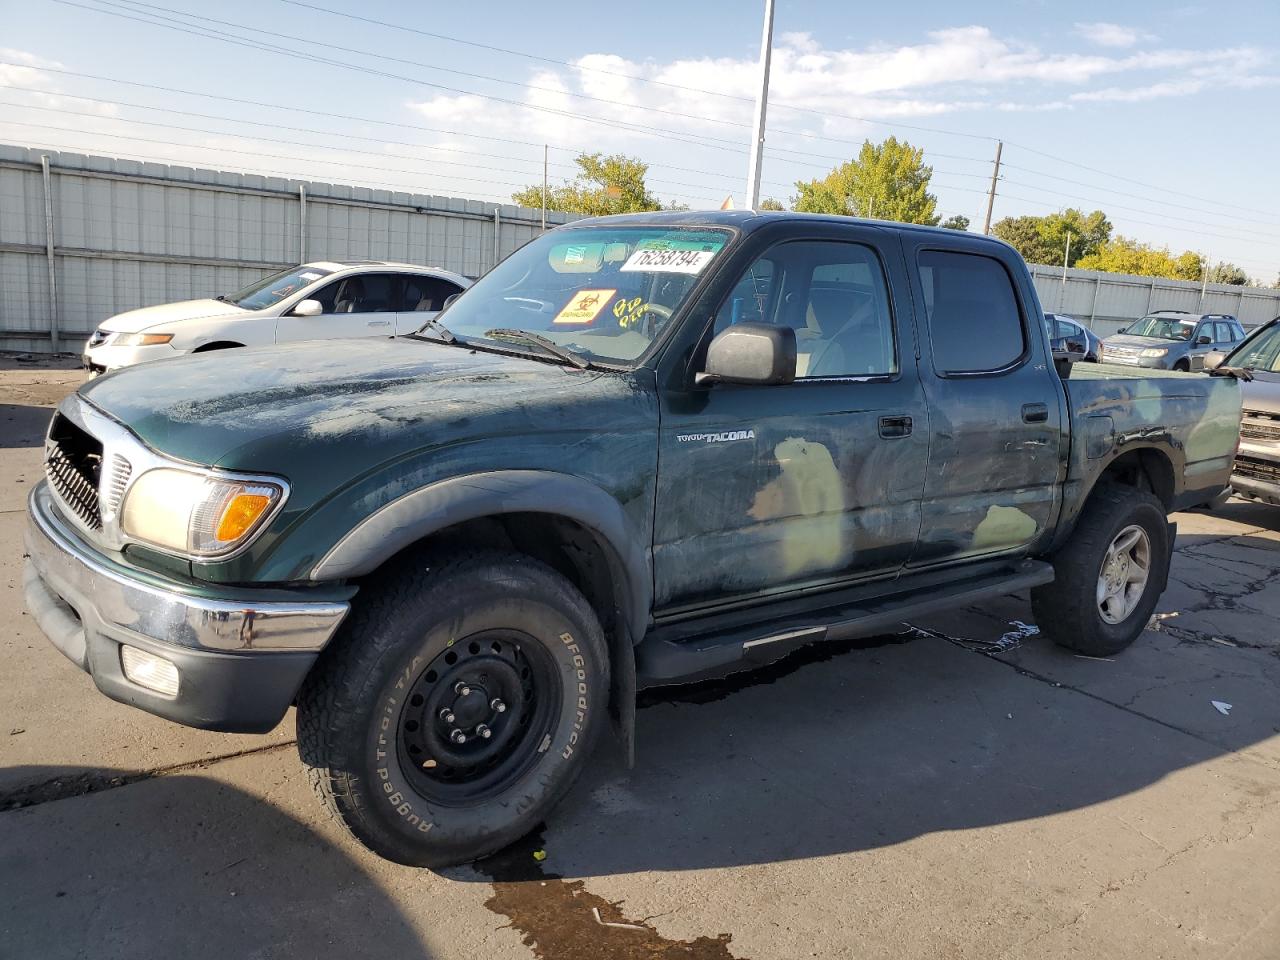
[275, 272, 404, 343]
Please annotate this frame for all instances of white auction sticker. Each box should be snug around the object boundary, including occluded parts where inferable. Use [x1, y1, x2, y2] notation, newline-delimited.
[620, 248, 717, 274]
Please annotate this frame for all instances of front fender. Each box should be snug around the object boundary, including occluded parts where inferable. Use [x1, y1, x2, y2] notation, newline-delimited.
[310, 470, 652, 640]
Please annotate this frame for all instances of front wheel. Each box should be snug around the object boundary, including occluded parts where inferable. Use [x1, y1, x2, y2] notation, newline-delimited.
[297, 550, 609, 867]
[1031, 484, 1171, 656]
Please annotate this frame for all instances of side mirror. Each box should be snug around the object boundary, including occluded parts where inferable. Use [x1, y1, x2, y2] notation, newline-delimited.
[1116, 326, 1127, 334]
[1202, 350, 1228, 371]
[1196, 334, 1212, 345]
[695, 323, 796, 387]
[440, 292, 463, 314]
[1050, 340, 1078, 379]
[291, 298, 323, 317]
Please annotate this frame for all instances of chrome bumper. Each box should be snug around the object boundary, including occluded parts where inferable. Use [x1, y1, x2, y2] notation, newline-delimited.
[23, 483, 351, 732]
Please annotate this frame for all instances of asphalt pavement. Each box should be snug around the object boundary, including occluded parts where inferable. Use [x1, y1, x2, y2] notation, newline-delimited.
[2, 357, 1278, 960]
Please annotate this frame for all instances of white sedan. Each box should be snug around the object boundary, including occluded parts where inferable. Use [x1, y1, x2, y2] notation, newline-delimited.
[82, 261, 472, 373]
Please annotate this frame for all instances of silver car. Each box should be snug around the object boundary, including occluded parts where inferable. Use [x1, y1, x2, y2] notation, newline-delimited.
[1102, 311, 1245, 371]
[1210, 316, 1280, 504]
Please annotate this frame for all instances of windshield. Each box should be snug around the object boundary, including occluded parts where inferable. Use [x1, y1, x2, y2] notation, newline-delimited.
[1125, 316, 1196, 341]
[227, 265, 334, 310]
[1228, 321, 1280, 373]
[430, 225, 733, 364]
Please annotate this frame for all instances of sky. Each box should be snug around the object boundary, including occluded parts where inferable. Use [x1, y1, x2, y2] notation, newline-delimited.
[2, 0, 1278, 282]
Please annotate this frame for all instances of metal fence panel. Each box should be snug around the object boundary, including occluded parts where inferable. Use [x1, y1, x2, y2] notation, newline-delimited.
[0, 144, 575, 354]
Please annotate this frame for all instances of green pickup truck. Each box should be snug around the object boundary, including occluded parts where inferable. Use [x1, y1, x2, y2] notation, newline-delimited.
[24, 211, 1242, 867]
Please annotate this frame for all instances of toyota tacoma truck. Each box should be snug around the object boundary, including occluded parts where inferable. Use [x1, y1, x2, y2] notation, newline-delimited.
[24, 211, 1242, 867]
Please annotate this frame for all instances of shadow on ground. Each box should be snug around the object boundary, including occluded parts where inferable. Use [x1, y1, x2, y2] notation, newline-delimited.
[0, 765, 434, 960]
[0, 404, 55, 448]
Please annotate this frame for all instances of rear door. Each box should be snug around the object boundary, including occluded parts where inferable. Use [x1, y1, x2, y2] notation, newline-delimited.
[275, 272, 404, 343]
[651, 222, 929, 615]
[902, 241, 1065, 568]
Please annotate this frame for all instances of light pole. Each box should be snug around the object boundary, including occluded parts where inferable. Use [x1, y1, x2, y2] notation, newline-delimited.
[744, 0, 775, 210]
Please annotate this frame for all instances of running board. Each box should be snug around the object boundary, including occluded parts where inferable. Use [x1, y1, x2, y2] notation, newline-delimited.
[635, 559, 1055, 685]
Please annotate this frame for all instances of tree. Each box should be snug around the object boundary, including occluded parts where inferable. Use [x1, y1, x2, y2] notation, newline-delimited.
[758, 197, 786, 211]
[512, 153, 662, 216]
[1207, 262, 1249, 285]
[991, 208, 1112, 266]
[792, 136, 939, 225]
[1075, 236, 1205, 281]
[940, 214, 970, 231]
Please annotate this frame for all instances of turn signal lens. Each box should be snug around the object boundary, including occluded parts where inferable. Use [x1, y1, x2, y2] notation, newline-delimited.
[216, 493, 272, 542]
[115, 332, 175, 347]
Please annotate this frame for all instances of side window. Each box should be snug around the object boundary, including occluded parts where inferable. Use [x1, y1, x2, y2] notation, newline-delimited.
[402, 276, 465, 312]
[917, 250, 1025, 374]
[712, 258, 776, 334]
[1213, 321, 1233, 343]
[333, 273, 402, 314]
[1055, 318, 1078, 339]
[308, 279, 342, 314]
[711, 240, 897, 378]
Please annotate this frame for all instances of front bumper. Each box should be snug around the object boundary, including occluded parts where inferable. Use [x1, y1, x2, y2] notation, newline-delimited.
[1101, 353, 1170, 369]
[1231, 443, 1280, 505]
[23, 483, 351, 732]
[82, 341, 180, 373]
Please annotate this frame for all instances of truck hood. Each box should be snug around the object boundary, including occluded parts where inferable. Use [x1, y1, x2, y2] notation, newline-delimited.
[1103, 334, 1189, 350]
[100, 298, 247, 334]
[78, 337, 601, 467]
[1240, 370, 1280, 416]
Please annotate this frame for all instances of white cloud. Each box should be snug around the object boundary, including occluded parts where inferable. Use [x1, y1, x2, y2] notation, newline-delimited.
[1074, 23, 1154, 49]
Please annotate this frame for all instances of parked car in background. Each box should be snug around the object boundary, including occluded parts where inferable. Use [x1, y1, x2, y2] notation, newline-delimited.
[1043, 313, 1103, 362]
[1102, 311, 1246, 371]
[1205, 315, 1280, 504]
[82, 261, 471, 374]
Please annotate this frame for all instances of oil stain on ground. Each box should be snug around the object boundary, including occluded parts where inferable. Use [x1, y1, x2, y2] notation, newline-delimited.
[476, 829, 741, 959]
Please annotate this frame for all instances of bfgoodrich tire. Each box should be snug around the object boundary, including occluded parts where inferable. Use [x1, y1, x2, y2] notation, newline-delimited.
[296, 550, 609, 867]
[1031, 484, 1171, 657]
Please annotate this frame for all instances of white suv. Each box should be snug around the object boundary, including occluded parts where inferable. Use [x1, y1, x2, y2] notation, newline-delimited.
[83, 261, 471, 373]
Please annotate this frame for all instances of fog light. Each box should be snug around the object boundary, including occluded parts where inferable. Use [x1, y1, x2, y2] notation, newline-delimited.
[120, 645, 180, 697]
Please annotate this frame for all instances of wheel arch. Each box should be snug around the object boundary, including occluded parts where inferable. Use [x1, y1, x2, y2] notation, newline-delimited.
[311, 470, 652, 643]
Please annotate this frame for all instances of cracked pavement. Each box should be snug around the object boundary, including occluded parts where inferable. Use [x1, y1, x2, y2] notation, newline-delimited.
[3, 362, 1280, 959]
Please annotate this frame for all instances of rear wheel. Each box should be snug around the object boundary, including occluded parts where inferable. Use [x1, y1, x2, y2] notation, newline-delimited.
[296, 550, 609, 867]
[1032, 484, 1170, 656]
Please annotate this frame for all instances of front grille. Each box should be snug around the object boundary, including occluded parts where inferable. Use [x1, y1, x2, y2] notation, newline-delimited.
[1240, 410, 1280, 443]
[45, 414, 104, 530]
[1234, 455, 1280, 485]
[100, 453, 132, 518]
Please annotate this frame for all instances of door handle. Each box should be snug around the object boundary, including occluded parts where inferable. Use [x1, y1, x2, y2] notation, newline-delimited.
[1022, 402, 1049, 423]
[878, 415, 913, 439]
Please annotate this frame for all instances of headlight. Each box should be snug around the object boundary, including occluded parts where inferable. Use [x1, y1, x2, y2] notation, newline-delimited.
[1140, 347, 1169, 358]
[114, 332, 175, 347]
[120, 468, 286, 559]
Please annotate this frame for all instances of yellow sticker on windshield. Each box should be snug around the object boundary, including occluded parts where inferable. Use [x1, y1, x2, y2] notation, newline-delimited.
[554, 289, 615, 325]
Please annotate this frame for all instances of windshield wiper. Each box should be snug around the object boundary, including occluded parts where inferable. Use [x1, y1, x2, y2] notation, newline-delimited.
[214, 295, 235, 304]
[483, 329, 592, 369]
[407, 316, 459, 344]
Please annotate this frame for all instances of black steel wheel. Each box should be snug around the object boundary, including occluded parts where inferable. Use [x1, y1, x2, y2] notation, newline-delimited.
[397, 629, 560, 804]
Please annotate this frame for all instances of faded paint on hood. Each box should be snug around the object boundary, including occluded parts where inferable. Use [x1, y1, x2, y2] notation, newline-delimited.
[79, 337, 609, 466]
[99, 298, 248, 334]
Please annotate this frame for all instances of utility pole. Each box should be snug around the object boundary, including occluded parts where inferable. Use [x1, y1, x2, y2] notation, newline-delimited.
[744, 0, 775, 210]
[541, 144, 548, 232]
[982, 140, 1003, 235]
[1060, 231, 1071, 310]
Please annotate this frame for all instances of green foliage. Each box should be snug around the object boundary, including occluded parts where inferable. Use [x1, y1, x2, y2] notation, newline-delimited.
[512, 153, 662, 216]
[758, 197, 786, 211]
[792, 136, 940, 225]
[1207, 262, 1249, 285]
[991, 208, 1112, 266]
[940, 214, 970, 231]
[1075, 236, 1206, 281]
